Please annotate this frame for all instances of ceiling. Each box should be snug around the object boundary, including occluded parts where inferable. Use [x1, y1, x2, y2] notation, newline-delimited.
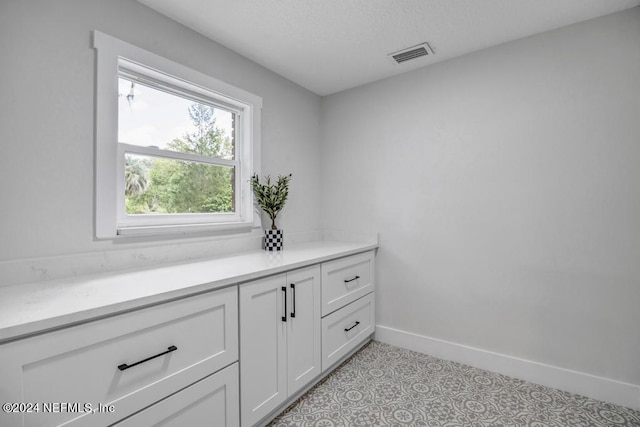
[138, 0, 640, 96]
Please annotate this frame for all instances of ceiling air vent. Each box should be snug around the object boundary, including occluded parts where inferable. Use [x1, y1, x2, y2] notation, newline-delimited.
[388, 42, 434, 64]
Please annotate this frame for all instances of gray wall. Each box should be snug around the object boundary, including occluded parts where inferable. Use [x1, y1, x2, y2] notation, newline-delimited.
[0, 0, 321, 274]
[320, 8, 640, 386]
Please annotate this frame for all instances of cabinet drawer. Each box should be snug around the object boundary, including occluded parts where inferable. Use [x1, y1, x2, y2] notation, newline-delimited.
[321, 292, 375, 372]
[321, 251, 374, 316]
[113, 362, 239, 427]
[0, 286, 238, 427]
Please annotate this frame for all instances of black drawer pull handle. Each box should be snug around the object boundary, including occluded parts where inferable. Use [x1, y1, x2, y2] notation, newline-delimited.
[290, 283, 296, 318]
[344, 275, 360, 283]
[118, 345, 177, 371]
[344, 321, 360, 332]
[282, 286, 287, 322]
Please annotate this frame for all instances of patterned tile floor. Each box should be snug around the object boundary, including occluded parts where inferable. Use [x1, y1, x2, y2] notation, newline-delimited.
[269, 341, 640, 426]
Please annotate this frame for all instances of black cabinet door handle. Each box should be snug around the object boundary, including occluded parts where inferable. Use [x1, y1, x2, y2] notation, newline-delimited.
[290, 283, 296, 318]
[344, 275, 360, 283]
[282, 286, 287, 322]
[344, 321, 360, 332]
[118, 345, 177, 371]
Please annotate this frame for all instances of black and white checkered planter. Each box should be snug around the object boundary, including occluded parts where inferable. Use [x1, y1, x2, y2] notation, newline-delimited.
[264, 229, 284, 251]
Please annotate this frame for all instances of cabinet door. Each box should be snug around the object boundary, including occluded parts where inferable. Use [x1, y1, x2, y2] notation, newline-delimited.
[286, 265, 321, 396]
[112, 363, 239, 427]
[239, 274, 287, 427]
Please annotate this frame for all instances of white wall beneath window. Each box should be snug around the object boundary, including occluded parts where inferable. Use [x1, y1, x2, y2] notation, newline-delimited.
[0, 0, 321, 284]
[320, 7, 640, 392]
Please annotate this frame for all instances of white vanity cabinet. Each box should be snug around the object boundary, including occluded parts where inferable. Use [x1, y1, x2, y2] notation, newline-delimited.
[320, 251, 375, 372]
[0, 286, 238, 427]
[0, 241, 377, 427]
[239, 265, 321, 427]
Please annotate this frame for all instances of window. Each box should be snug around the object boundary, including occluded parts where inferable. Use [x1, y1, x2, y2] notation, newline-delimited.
[93, 31, 261, 238]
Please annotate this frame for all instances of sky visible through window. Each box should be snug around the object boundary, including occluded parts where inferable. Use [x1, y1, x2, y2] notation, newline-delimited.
[119, 78, 236, 216]
[118, 78, 234, 150]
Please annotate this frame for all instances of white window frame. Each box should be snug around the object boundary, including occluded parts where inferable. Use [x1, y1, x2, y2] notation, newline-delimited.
[93, 31, 262, 238]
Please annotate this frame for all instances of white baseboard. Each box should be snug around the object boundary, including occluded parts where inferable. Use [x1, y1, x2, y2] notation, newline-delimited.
[375, 325, 640, 410]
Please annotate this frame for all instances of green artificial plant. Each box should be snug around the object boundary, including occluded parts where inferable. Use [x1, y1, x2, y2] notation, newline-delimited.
[250, 173, 292, 230]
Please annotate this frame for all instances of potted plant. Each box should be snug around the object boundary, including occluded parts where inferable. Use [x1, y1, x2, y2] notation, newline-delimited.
[250, 173, 292, 251]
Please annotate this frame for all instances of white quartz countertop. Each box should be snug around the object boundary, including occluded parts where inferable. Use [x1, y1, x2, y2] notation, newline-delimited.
[0, 240, 377, 343]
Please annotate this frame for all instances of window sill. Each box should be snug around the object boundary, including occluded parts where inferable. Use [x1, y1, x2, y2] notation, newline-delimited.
[116, 221, 254, 237]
